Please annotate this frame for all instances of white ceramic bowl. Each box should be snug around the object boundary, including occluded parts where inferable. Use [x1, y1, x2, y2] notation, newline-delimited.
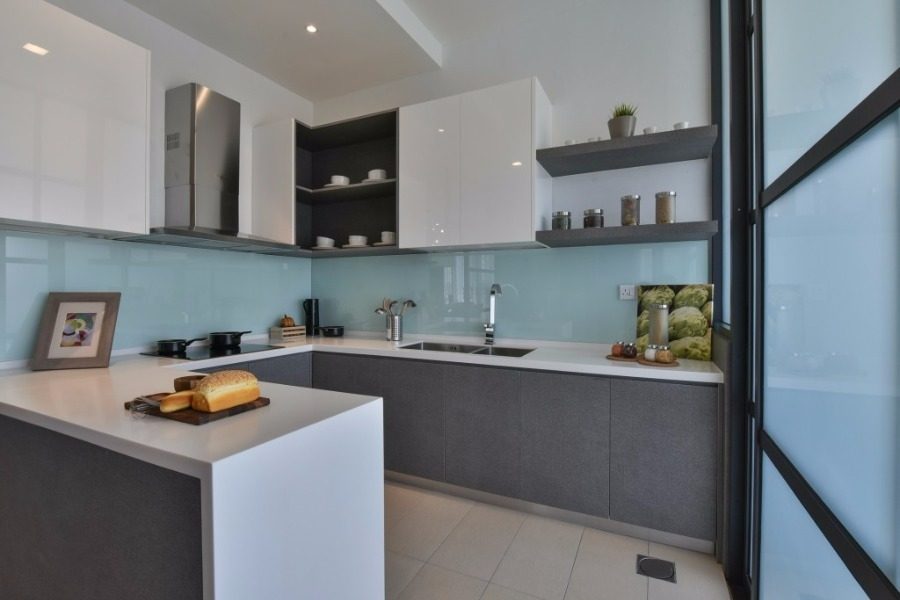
[348, 235, 367, 246]
[316, 236, 335, 247]
[367, 169, 387, 180]
[330, 175, 349, 185]
[381, 231, 396, 243]
[673, 121, 690, 130]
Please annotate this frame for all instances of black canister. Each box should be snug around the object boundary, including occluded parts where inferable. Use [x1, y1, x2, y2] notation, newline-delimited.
[302, 299, 320, 335]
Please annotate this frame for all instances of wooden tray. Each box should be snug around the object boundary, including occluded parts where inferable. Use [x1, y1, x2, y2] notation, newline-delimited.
[606, 354, 638, 362]
[637, 356, 680, 368]
[124, 393, 270, 425]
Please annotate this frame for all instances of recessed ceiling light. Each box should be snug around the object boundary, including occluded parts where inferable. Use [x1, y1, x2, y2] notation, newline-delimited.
[306, 24, 318, 33]
[511, 161, 523, 167]
[437, 128, 445, 133]
[23, 43, 49, 56]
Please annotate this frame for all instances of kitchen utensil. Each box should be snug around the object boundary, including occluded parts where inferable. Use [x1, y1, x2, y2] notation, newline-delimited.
[374, 308, 386, 316]
[174, 375, 206, 392]
[317, 325, 344, 337]
[388, 300, 398, 315]
[124, 393, 270, 425]
[400, 300, 417, 315]
[302, 299, 320, 334]
[155, 338, 205, 355]
[208, 331, 251, 348]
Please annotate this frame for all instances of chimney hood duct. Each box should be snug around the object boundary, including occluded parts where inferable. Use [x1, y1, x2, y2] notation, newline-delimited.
[164, 83, 240, 234]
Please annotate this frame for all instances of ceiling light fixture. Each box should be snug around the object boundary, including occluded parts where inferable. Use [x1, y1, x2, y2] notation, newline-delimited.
[306, 24, 318, 33]
[23, 43, 49, 56]
[437, 128, 445, 133]
[511, 161, 523, 167]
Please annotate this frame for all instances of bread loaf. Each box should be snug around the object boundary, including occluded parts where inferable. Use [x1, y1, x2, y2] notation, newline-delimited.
[160, 390, 194, 413]
[191, 370, 260, 413]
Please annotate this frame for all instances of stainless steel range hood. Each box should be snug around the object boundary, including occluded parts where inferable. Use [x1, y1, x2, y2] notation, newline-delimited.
[165, 83, 240, 234]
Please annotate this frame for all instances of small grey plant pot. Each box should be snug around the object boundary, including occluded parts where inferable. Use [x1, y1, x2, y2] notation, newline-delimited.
[608, 115, 637, 138]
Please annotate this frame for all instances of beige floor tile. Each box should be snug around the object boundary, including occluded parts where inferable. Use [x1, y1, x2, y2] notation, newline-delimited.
[387, 488, 473, 560]
[397, 564, 488, 600]
[386, 551, 425, 600]
[482, 583, 544, 600]
[564, 528, 649, 600]
[647, 542, 729, 600]
[430, 503, 527, 580]
[386, 483, 426, 531]
[491, 515, 584, 600]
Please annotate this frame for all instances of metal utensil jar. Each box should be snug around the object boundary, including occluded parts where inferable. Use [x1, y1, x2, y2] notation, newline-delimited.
[648, 303, 669, 346]
[621, 195, 641, 226]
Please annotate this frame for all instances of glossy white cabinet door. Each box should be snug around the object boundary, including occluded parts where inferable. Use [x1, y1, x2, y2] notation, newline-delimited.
[0, 0, 149, 235]
[398, 95, 461, 248]
[251, 119, 295, 244]
[460, 79, 534, 246]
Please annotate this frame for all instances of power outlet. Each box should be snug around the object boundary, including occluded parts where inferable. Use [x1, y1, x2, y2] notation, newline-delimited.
[619, 284, 636, 301]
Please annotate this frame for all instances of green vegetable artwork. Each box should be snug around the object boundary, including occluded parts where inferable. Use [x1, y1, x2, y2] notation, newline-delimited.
[635, 284, 714, 360]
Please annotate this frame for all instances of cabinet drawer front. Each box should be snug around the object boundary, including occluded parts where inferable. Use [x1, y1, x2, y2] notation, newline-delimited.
[398, 96, 461, 248]
[311, 352, 383, 395]
[245, 354, 311, 387]
[610, 379, 718, 540]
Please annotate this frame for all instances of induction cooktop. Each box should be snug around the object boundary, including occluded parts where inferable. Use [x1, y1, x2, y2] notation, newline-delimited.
[140, 344, 280, 361]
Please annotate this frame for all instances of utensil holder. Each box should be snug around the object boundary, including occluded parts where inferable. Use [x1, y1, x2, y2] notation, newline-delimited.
[389, 315, 402, 342]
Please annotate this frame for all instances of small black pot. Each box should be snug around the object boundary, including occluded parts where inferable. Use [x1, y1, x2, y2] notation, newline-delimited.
[156, 338, 205, 355]
[317, 325, 344, 337]
[209, 330, 251, 348]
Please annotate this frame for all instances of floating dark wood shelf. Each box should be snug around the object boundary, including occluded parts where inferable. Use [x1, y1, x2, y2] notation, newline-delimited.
[536, 221, 719, 248]
[536, 125, 718, 177]
[296, 179, 397, 204]
[305, 245, 420, 258]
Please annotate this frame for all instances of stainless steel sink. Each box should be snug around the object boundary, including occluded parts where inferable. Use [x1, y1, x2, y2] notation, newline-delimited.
[400, 341, 535, 358]
[472, 346, 535, 357]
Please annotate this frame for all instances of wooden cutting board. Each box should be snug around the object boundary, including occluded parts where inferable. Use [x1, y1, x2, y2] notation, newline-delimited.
[124, 393, 270, 425]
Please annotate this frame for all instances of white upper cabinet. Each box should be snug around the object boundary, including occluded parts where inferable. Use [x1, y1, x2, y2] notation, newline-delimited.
[252, 118, 296, 245]
[0, 0, 150, 235]
[398, 95, 461, 248]
[399, 78, 551, 249]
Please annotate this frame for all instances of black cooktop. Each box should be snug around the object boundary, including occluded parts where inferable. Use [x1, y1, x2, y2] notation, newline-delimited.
[140, 344, 280, 361]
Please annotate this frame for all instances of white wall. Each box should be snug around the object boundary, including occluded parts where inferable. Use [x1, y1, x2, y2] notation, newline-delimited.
[315, 0, 712, 223]
[48, 0, 315, 232]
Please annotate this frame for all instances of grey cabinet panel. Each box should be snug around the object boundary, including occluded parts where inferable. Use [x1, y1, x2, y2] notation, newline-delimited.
[245, 353, 311, 387]
[520, 372, 610, 517]
[444, 364, 521, 497]
[193, 362, 248, 374]
[610, 379, 718, 540]
[311, 352, 383, 396]
[381, 359, 445, 480]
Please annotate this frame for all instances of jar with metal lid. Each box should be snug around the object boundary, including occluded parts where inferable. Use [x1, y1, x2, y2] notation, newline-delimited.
[648, 303, 669, 346]
[621, 194, 641, 226]
[583, 208, 605, 228]
[552, 210, 572, 230]
[657, 345, 675, 363]
[655, 191, 677, 224]
[644, 344, 658, 361]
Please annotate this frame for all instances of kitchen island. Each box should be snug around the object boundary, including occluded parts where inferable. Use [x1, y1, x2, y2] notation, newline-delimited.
[0, 356, 384, 600]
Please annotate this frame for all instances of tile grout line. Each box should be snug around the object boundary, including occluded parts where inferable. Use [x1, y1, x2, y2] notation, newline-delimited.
[391, 554, 425, 600]
[561, 526, 586, 599]
[476, 510, 530, 599]
[422, 499, 475, 563]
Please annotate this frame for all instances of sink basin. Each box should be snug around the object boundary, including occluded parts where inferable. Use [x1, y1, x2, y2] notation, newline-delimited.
[400, 341, 535, 358]
[400, 341, 486, 353]
[472, 346, 535, 357]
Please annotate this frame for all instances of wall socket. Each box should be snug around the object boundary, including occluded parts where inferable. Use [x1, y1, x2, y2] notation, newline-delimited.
[618, 284, 636, 301]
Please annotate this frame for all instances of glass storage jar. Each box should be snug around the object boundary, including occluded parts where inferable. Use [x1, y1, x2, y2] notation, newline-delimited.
[583, 208, 605, 228]
[621, 194, 641, 226]
[655, 191, 677, 223]
[552, 210, 572, 230]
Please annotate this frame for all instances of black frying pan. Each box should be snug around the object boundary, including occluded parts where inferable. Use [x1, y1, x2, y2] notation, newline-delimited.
[209, 330, 251, 348]
[156, 338, 205, 355]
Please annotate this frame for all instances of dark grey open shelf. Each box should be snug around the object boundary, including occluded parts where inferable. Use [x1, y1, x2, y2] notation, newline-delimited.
[308, 245, 421, 258]
[536, 125, 718, 177]
[536, 221, 719, 248]
[296, 179, 397, 204]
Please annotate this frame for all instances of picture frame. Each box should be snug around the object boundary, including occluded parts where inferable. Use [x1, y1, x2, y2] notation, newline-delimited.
[31, 292, 122, 371]
[635, 284, 714, 361]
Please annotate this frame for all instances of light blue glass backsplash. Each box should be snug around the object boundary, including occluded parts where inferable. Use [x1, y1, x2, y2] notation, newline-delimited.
[311, 242, 709, 343]
[0, 231, 311, 361]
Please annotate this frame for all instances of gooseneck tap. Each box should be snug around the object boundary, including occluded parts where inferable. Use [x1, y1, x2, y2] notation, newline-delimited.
[484, 283, 502, 345]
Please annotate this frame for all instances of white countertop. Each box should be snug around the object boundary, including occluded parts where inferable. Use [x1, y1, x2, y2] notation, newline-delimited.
[258, 332, 724, 385]
[0, 355, 379, 477]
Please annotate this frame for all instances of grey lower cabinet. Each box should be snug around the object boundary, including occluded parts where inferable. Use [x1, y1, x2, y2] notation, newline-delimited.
[193, 362, 248, 374]
[245, 353, 311, 387]
[444, 364, 522, 498]
[312, 352, 384, 396]
[520, 371, 611, 517]
[609, 379, 718, 540]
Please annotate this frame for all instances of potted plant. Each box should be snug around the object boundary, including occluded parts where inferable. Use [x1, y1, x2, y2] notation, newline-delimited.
[608, 103, 638, 139]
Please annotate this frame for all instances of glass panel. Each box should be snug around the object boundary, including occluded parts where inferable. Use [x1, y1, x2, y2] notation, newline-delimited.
[760, 456, 867, 599]
[720, 0, 732, 325]
[763, 112, 900, 586]
[762, 0, 899, 185]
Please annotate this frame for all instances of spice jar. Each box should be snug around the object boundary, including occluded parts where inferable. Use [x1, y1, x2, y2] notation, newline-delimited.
[583, 209, 604, 228]
[644, 344, 658, 361]
[655, 191, 677, 224]
[552, 211, 572, 230]
[611, 341, 624, 357]
[656, 345, 675, 363]
[621, 194, 641, 226]
[622, 343, 638, 359]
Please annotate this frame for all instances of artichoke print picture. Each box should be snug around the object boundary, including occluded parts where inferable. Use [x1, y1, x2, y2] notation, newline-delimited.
[636, 284, 714, 360]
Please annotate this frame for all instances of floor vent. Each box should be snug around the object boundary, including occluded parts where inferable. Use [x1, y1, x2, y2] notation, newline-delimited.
[636, 554, 677, 583]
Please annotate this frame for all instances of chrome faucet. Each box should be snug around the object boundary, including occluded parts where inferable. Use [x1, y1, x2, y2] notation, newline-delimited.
[484, 283, 502, 345]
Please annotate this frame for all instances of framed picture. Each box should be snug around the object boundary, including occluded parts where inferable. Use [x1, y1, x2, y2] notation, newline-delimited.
[31, 292, 121, 371]
[635, 284, 714, 361]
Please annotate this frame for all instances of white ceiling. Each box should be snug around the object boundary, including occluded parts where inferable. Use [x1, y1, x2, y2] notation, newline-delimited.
[123, 0, 442, 101]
